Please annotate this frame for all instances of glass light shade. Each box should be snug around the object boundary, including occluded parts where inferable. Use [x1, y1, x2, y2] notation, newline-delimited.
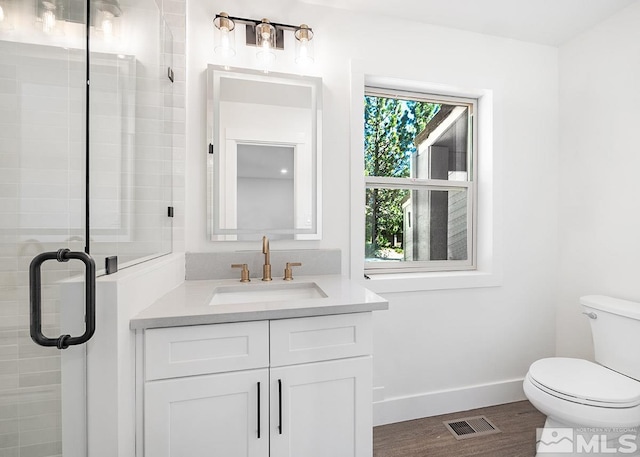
[255, 19, 276, 71]
[294, 24, 314, 66]
[0, 4, 5, 22]
[255, 19, 276, 48]
[96, 9, 115, 40]
[102, 12, 113, 36]
[213, 13, 236, 58]
[41, 1, 56, 33]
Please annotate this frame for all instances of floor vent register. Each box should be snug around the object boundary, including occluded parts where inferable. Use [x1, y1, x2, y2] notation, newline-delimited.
[443, 415, 501, 440]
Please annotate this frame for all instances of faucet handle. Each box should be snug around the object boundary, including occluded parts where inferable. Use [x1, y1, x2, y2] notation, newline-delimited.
[283, 262, 302, 281]
[231, 264, 250, 283]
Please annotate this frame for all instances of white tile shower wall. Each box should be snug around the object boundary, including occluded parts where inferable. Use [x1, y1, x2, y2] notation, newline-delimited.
[90, 55, 133, 233]
[2, 46, 85, 238]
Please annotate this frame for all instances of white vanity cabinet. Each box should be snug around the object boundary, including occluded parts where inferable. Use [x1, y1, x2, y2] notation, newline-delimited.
[138, 312, 374, 457]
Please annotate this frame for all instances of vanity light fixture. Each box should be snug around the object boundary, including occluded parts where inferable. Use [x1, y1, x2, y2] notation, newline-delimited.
[213, 12, 315, 70]
[35, 0, 122, 37]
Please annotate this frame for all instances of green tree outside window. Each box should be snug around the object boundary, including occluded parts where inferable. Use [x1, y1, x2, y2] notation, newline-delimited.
[364, 95, 440, 260]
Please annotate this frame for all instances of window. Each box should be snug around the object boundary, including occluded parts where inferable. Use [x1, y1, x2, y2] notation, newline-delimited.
[364, 87, 477, 274]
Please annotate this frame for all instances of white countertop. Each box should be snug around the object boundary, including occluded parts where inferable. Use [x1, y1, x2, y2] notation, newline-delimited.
[130, 275, 389, 330]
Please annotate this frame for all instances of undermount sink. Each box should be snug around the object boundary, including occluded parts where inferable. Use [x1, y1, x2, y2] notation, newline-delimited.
[209, 282, 327, 306]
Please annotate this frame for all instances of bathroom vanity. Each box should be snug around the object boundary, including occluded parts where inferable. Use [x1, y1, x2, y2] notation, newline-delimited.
[130, 275, 388, 457]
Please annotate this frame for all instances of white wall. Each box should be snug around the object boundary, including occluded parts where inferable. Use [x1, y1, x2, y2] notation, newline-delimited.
[86, 253, 185, 457]
[557, 1, 640, 359]
[186, 0, 560, 423]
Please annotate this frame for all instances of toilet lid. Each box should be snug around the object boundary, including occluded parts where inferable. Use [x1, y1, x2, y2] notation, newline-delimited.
[529, 358, 640, 407]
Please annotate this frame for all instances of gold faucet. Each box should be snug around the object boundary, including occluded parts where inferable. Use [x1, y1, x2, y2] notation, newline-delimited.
[262, 236, 272, 281]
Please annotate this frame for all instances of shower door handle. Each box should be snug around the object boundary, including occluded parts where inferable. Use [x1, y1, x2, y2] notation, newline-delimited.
[29, 249, 96, 349]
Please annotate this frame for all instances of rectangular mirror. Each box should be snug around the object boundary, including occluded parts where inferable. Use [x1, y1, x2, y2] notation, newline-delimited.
[207, 66, 322, 241]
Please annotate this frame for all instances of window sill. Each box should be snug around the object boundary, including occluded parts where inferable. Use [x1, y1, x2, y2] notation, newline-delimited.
[361, 269, 502, 294]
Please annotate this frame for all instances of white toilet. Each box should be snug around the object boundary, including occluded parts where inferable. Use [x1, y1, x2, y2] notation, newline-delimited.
[524, 295, 640, 456]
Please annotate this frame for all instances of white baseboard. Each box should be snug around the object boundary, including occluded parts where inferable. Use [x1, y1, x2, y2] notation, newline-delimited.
[373, 378, 526, 426]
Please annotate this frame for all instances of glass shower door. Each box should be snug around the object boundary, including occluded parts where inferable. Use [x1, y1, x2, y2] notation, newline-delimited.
[1, 0, 173, 454]
[88, 2, 173, 269]
[0, 1, 92, 456]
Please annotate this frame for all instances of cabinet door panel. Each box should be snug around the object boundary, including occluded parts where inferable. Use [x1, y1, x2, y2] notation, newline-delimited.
[145, 369, 269, 457]
[270, 357, 372, 457]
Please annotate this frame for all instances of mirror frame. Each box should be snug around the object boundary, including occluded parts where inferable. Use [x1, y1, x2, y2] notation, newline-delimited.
[206, 65, 323, 241]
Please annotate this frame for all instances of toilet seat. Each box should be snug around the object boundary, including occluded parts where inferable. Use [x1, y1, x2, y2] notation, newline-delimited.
[528, 357, 640, 408]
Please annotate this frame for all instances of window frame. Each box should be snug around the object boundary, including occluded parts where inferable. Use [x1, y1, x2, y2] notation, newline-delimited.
[364, 86, 479, 275]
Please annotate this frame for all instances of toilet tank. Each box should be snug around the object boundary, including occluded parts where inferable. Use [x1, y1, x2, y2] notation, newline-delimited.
[581, 295, 640, 381]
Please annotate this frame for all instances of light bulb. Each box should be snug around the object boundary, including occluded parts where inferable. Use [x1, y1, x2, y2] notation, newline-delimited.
[41, 2, 56, 33]
[218, 28, 232, 57]
[101, 11, 114, 40]
[257, 41, 275, 73]
[298, 42, 310, 63]
[42, 10, 56, 33]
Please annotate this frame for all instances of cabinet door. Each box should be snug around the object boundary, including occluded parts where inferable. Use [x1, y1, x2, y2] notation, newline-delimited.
[270, 357, 372, 457]
[145, 369, 269, 457]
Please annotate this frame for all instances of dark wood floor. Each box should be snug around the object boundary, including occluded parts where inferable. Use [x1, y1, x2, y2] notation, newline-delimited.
[374, 401, 546, 457]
